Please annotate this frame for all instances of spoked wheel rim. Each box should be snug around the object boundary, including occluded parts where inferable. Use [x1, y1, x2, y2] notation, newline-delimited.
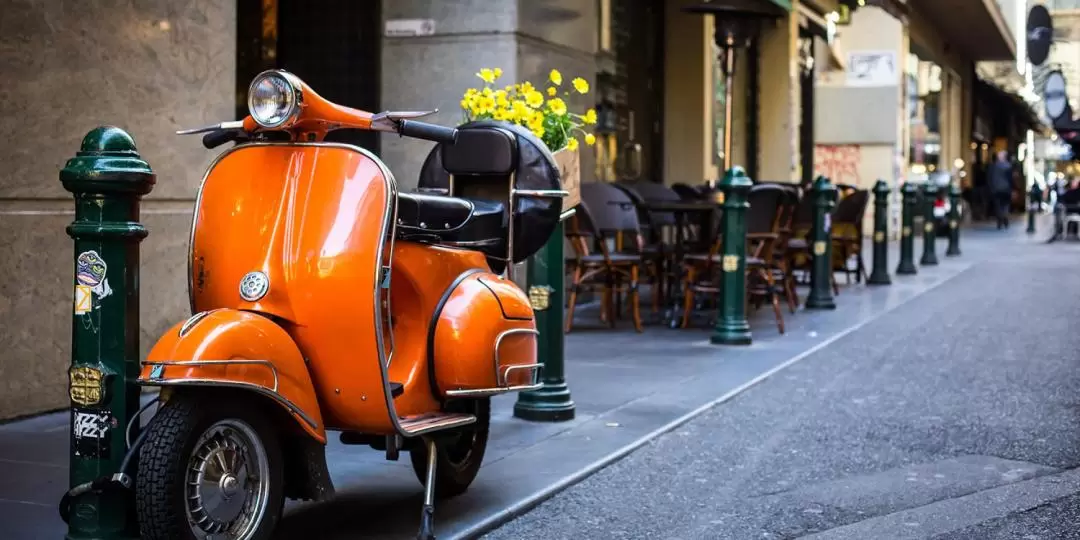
[184, 419, 271, 539]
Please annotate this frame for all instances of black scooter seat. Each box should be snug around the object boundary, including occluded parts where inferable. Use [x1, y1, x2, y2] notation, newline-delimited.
[396, 193, 506, 257]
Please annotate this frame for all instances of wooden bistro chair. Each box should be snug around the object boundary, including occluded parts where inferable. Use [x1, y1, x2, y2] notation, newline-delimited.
[565, 183, 652, 333]
[614, 181, 685, 310]
[764, 183, 801, 313]
[830, 188, 871, 284]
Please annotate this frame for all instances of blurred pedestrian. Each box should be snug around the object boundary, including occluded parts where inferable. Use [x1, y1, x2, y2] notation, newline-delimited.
[988, 150, 1013, 229]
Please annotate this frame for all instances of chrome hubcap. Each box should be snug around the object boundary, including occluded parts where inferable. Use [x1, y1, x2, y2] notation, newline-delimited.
[184, 420, 270, 539]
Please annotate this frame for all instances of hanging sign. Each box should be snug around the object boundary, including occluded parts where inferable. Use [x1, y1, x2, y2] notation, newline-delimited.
[1044, 70, 1068, 122]
[1027, 5, 1053, 66]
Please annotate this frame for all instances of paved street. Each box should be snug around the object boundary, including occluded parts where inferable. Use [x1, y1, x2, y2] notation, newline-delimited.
[486, 228, 1080, 539]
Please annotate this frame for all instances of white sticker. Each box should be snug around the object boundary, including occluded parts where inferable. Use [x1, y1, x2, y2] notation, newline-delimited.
[73, 410, 109, 439]
[74, 285, 92, 315]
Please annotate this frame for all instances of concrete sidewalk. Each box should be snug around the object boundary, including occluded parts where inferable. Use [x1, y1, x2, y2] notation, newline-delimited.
[0, 225, 1029, 539]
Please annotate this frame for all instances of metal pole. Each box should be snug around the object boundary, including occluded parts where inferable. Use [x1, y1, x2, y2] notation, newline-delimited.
[514, 220, 575, 422]
[867, 180, 892, 285]
[806, 175, 838, 310]
[896, 183, 919, 274]
[722, 34, 736, 174]
[60, 127, 155, 539]
[711, 166, 753, 345]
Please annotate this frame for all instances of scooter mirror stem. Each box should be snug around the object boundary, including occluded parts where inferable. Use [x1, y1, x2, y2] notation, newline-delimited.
[176, 120, 246, 135]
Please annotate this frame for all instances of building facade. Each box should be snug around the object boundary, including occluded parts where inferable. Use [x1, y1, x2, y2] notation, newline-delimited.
[0, 0, 1024, 419]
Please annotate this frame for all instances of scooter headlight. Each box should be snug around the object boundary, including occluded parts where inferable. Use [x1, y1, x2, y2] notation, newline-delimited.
[247, 70, 302, 129]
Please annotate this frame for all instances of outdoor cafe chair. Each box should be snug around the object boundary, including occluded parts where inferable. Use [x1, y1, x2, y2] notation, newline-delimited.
[830, 189, 870, 284]
[564, 182, 656, 333]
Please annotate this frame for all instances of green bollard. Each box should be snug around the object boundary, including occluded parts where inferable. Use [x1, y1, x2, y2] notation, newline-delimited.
[806, 175, 837, 310]
[1027, 184, 1042, 234]
[514, 219, 575, 422]
[919, 182, 940, 266]
[946, 183, 962, 256]
[710, 166, 753, 345]
[59, 127, 155, 539]
[896, 182, 918, 275]
[867, 180, 892, 285]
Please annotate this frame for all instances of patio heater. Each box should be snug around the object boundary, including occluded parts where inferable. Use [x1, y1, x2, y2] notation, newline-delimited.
[684, 0, 786, 186]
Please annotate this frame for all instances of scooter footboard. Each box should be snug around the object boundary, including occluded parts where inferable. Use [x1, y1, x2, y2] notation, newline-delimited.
[430, 272, 543, 397]
[138, 309, 325, 442]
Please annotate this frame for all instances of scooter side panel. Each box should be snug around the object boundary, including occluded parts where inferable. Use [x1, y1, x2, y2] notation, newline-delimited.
[431, 273, 539, 394]
[138, 309, 326, 443]
[383, 242, 490, 417]
[189, 143, 397, 434]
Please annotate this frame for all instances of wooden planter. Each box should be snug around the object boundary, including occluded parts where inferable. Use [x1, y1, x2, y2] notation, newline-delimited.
[553, 146, 581, 210]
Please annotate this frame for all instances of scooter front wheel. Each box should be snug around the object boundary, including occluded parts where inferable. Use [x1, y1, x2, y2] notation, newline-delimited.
[135, 391, 285, 540]
[409, 397, 490, 499]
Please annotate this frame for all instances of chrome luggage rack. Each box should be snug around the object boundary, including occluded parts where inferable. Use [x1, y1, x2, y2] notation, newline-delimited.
[445, 328, 544, 397]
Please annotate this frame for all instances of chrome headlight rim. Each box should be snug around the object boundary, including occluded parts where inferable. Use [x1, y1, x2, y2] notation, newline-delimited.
[247, 70, 304, 130]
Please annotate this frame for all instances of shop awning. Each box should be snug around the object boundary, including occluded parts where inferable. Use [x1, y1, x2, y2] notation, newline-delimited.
[907, 0, 1015, 61]
[975, 79, 1043, 133]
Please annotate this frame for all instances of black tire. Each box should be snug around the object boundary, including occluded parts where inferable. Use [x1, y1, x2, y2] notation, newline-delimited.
[135, 391, 285, 540]
[409, 398, 490, 499]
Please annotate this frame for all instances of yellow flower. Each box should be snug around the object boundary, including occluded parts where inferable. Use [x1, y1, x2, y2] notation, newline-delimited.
[572, 77, 589, 94]
[495, 89, 509, 108]
[547, 87, 557, 97]
[549, 69, 563, 85]
[532, 126, 546, 139]
[477, 68, 496, 84]
[520, 81, 536, 95]
[511, 100, 531, 121]
[525, 90, 545, 109]
[493, 108, 510, 121]
[477, 96, 496, 114]
[585, 133, 596, 146]
[460, 98, 470, 109]
[548, 97, 567, 116]
[527, 112, 544, 132]
[481, 87, 493, 97]
[465, 88, 478, 98]
[493, 67, 503, 79]
[566, 137, 579, 151]
[583, 108, 597, 125]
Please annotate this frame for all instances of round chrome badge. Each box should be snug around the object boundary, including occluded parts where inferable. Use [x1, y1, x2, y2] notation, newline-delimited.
[238, 271, 269, 302]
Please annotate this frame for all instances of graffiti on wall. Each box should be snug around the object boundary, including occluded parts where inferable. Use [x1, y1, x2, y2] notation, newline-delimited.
[814, 145, 861, 186]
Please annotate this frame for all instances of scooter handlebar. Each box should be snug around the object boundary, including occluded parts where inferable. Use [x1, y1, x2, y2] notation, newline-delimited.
[398, 120, 458, 144]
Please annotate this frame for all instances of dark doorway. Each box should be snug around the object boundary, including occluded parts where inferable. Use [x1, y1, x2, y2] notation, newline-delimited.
[236, 0, 381, 152]
[609, 0, 665, 183]
[798, 27, 818, 188]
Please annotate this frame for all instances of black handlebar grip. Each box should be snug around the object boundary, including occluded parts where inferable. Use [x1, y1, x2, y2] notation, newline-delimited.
[398, 120, 458, 144]
[202, 130, 240, 149]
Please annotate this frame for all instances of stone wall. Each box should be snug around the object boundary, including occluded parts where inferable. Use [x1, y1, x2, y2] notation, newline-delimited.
[0, 0, 235, 419]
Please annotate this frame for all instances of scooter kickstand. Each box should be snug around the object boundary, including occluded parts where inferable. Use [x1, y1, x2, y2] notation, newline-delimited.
[417, 437, 438, 540]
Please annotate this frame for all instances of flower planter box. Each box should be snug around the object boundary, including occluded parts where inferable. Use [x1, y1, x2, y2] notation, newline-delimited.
[553, 147, 581, 210]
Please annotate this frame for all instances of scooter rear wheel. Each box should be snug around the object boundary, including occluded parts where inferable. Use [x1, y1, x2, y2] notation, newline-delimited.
[409, 397, 490, 499]
[135, 391, 285, 540]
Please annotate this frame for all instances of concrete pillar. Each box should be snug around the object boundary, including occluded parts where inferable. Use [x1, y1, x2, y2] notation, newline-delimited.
[663, 0, 712, 186]
[757, 12, 798, 182]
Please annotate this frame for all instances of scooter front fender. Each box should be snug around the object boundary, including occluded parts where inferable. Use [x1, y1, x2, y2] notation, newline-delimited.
[138, 308, 326, 443]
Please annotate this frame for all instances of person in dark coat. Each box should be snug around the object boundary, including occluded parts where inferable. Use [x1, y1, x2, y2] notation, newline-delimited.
[988, 151, 1013, 229]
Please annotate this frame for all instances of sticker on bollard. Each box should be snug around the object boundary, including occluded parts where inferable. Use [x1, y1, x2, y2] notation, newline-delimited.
[721, 254, 738, 272]
[874, 231, 884, 242]
[903, 226, 911, 236]
[72, 408, 113, 459]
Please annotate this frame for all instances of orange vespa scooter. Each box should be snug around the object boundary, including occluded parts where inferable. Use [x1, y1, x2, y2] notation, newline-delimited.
[131, 69, 567, 540]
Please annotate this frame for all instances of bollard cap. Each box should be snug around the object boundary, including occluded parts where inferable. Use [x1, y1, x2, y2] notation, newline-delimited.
[812, 175, 837, 193]
[901, 181, 920, 194]
[60, 126, 156, 197]
[873, 179, 890, 195]
[922, 181, 940, 195]
[719, 166, 753, 190]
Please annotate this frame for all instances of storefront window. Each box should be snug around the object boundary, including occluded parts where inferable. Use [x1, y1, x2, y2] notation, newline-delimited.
[907, 53, 943, 178]
[712, 40, 726, 169]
